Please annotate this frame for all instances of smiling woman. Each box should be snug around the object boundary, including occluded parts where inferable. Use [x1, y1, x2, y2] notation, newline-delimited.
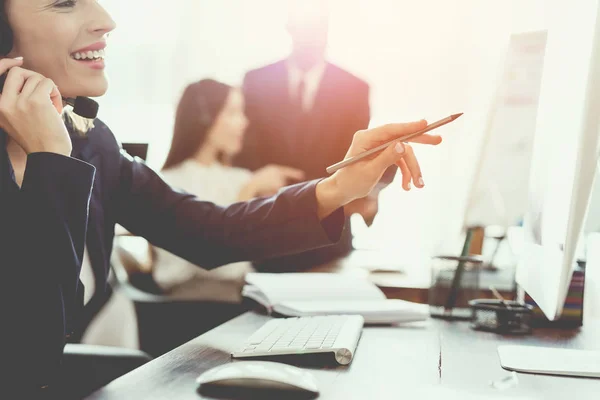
[0, 0, 442, 397]
[3, 0, 114, 98]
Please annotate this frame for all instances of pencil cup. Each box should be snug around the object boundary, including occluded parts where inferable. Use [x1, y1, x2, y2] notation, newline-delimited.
[428, 255, 483, 320]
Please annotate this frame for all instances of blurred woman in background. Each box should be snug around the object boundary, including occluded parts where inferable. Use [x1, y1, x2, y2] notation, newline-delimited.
[153, 79, 305, 300]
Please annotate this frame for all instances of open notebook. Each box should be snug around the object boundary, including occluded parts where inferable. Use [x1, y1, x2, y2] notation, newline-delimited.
[242, 273, 429, 324]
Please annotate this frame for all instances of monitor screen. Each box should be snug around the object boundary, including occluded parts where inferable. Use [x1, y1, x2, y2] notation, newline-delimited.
[517, 1, 600, 320]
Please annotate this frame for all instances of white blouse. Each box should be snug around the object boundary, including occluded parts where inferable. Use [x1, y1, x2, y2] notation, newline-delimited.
[152, 160, 255, 303]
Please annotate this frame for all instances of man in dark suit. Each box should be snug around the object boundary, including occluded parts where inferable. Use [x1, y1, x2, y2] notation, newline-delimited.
[235, 3, 393, 269]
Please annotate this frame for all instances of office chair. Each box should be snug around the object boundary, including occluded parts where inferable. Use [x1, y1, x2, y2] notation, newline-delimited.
[53, 235, 153, 397]
[61, 343, 151, 398]
[108, 144, 249, 356]
[121, 143, 149, 162]
[110, 235, 250, 357]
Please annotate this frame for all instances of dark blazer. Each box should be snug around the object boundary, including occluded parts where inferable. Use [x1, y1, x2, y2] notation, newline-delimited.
[0, 119, 344, 393]
[235, 60, 371, 180]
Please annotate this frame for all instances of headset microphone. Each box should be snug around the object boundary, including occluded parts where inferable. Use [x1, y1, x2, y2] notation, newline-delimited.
[63, 96, 99, 119]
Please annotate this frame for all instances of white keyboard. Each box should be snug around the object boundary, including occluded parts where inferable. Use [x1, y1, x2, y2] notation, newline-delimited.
[232, 315, 364, 365]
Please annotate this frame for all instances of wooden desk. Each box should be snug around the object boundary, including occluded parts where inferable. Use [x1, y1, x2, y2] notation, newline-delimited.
[86, 313, 599, 399]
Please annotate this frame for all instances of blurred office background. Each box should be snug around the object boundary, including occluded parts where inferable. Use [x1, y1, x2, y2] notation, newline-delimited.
[97, 0, 550, 266]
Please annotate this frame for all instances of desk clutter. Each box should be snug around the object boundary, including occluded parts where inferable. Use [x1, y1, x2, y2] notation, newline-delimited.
[86, 311, 600, 400]
[523, 265, 585, 328]
[428, 254, 484, 320]
[470, 299, 533, 334]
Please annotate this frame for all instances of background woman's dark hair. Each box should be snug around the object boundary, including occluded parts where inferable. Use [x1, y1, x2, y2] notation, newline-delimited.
[162, 79, 232, 170]
[0, 0, 14, 56]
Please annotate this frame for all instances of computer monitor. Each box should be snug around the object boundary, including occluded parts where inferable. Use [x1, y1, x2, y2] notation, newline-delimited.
[517, 3, 600, 320]
[498, 3, 600, 379]
[516, 0, 600, 323]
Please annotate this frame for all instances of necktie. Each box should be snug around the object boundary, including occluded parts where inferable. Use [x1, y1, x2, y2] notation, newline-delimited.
[295, 77, 305, 113]
[290, 77, 308, 156]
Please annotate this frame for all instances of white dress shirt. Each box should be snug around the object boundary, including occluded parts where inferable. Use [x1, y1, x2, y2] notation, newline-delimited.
[159, 160, 252, 207]
[80, 246, 139, 349]
[287, 60, 327, 112]
[79, 247, 95, 305]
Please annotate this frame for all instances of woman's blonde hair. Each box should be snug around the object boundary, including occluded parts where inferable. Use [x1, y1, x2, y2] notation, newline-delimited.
[63, 106, 94, 136]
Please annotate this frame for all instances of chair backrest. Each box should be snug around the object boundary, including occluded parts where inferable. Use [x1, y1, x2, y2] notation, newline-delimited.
[114, 235, 154, 275]
[110, 235, 167, 302]
[122, 143, 149, 161]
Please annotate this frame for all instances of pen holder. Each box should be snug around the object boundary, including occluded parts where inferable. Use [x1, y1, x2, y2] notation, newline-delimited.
[469, 299, 533, 334]
[428, 255, 483, 320]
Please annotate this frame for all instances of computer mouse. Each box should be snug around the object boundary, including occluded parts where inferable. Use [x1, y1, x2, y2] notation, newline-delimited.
[196, 360, 319, 399]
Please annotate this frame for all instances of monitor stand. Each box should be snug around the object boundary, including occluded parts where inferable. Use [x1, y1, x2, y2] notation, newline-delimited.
[498, 345, 600, 378]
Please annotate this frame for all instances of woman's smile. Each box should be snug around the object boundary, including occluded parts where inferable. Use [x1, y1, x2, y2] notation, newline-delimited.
[71, 41, 106, 70]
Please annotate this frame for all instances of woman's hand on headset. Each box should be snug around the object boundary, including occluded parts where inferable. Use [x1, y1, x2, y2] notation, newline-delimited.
[0, 57, 71, 156]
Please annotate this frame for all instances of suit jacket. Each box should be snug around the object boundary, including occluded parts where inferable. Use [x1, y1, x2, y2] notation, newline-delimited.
[234, 60, 392, 270]
[0, 120, 345, 393]
[235, 59, 371, 180]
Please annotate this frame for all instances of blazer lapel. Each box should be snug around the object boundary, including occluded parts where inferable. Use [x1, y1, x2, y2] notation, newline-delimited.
[270, 61, 299, 154]
[71, 132, 109, 292]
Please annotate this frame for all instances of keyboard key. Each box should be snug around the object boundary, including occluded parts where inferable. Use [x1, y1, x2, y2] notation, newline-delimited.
[247, 326, 277, 344]
[306, 343, 323, 348]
